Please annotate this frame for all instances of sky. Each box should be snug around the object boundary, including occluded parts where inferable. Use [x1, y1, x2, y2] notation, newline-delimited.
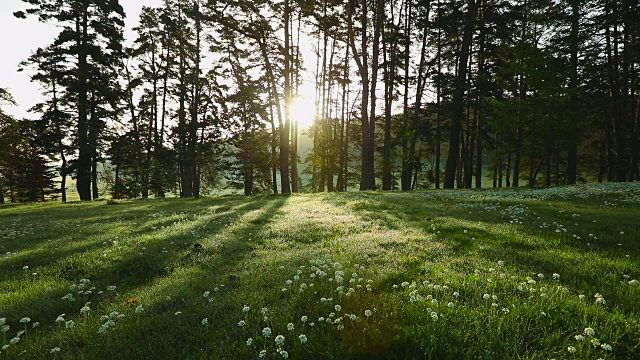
[0, 0, 170, 119]
[0, 1, 328, 131]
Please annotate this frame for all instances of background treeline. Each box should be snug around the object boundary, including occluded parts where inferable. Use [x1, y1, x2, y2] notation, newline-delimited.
[0, 0, 638, 203]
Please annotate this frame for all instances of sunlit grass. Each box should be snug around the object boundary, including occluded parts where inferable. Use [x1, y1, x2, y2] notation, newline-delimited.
[0, 184, 639, 359]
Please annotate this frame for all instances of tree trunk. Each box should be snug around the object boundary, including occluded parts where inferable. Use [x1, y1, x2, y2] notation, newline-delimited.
[566, 0, 579, 184]
[400, 0, 413, 191]
[363, 0, 385, 190]
[348, 0, 371, 191]
[76, 4, 91, 201]
[177, 4, 193, 198]
[444, 0, 479, 188]
[191, 1, 202, 199]
[291, 12, 302, 193]
[407, 11, 431, 190]
[280, 0, 292, 194]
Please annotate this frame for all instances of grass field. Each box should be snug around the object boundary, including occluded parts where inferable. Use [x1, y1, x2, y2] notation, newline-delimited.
[1, 184, 639, 359]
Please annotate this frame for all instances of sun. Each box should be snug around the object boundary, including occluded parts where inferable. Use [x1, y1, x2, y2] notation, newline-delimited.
[290, 94, 316, 130]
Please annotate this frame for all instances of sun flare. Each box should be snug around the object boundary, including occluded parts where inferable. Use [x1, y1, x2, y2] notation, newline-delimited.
[290, 95, 316, 130]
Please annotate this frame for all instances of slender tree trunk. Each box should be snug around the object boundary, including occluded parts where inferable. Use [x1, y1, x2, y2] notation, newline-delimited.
[529, 113, 536, 188]
[76, 4, 91, 201]
[363, 0, 385, 190]
[435, 0, 442, 189]
[268, 87, 279, 194]
[475, 0, 485, 189]
[401, 0, 413, 191]
[348, 0, 371, 191]
[506, 152, 512, 187]
[337, 42, 350, 192]
[191, 1, 202, 199]
[291, 11, 302, 193]
[382, 15, 393, 190]
[88, 91, 99, 200]
[545, 153, 552, 186]
[177, 4, 192, 198]
[280, 0, 292, 194]
[566, 0, 579, 184]
[407, 11, 430, 190]
[444, 0, 479, 188]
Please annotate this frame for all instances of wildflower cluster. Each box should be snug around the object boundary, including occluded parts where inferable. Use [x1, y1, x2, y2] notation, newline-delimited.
[234, 254, 376, 358]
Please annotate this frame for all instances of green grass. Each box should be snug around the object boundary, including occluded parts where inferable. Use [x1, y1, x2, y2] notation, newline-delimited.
[0, 184, 639, 359]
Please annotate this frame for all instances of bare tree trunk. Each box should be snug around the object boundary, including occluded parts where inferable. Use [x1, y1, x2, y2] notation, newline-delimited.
[475, 0, 485, 188]
[76, 4, 91, 201]
[435, 0, 442, 189]
[444, 0, 479, 188]
[280, 0, 292, 194]
[400, 0, 413, 191]
[407, 9, 431, 190]
[566, 0, 579, 184]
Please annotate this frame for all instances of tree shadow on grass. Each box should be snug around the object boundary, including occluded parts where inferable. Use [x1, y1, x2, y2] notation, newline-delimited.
[0, 196, 289, 333]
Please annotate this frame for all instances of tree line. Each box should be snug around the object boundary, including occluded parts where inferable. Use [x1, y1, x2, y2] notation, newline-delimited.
[0, 0, 638, 203]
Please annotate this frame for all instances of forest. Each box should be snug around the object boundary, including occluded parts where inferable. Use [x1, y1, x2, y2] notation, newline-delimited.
[1, 0, 639, 203]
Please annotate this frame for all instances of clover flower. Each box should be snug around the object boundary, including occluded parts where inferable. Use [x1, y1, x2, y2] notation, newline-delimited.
[567, 346, 576, 353]
[262, 327, 272, 337]
[242, 305, 250, 312]
[334, 305, 341, 312]
[81, 304, 91, 314]
[600, 343, 612, 351]
[574, 335, 585, 341]
[50, 347, 61, 354]
[246, 338, 253, 346]
[629, 280, 639, 286]
[135, 305, 144, 313]
[9, 337, 19, 345]
[65, 320, 75, 329]
[591, 338, 600, 347]
[365, 310, 372, 317]
[238, 320, 245, 327]
[275, 335, 285, 345]
[483, 294, 490, 300]
[430, 312, 439, 321]
[277, 349, 288, 359]
[287, 323, 294, 331]
[299, 334, 308, 344]
[259, 350, 267, 358]
[301, 316, 308, 322]
[447, 302, 455, 308]
[20, 317, 31, 324]
[56, 314, 66, 323]
[203, 291, 210, 298]
[201, 318, 208, 326]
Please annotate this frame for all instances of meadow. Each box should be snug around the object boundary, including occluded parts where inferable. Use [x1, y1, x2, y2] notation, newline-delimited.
[0, 184, 639, 359]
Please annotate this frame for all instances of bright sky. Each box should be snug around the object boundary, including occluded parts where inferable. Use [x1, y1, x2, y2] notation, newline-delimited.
[0, 0, 168, 119]
[1, 0, 319, 127]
